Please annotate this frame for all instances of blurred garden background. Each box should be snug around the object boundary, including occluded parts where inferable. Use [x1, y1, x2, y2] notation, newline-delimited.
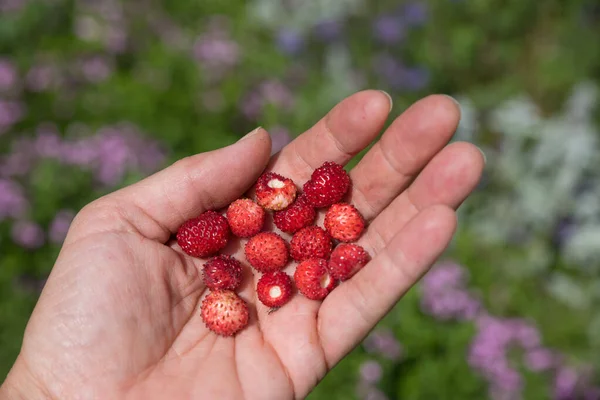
[1, 0, 600, 398]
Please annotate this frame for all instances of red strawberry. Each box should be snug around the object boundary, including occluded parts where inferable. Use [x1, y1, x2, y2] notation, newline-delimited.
[273, 195, 316, 234]
[290, 226, 332, 261]
[328, 244, 370, 281]
[203, 255, 243, 291]
[245, 232, 289, 272]
[257, 271, 293, 308]
[294, 258, 337, 300]
[177, 211, 230, 258]
[324, 203, 365, 242]
[255, 172, 297, 211]
[303, 161, 350, 208]
[227, 199, 266, 238]
[201, 290, 249, 336]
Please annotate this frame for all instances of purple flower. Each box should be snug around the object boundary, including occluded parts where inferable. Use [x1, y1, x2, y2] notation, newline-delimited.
[25, 64, 60, 92]
[269, 126, 293, 155]
[373, 15, 405, 43]
[359, 361, 383, 384]
[509, 319, 541, 349]
[241, 80, 295, 120]
[95, 130, 133, 185]
[240, 91, 263, 120]
[261, 80, 295, 108]
[12, 220, 45, 249]
[401, 67, 430, 91]
[493, 367, 523, 393]
[94, 124, 165, 185]
[363, 388, 388, 400]
[356, 382, 389, 400]
[421, 289, 481, 321]
[193, 24, 240, 75]
[0, 0, 26, 12]
[0, 137, 35, 177]
[525, 348, 555, 372]
[362, 328, 403, 361]
[313, 19, 343, 42]
[0, 100, 25, 133]
[372, 54, 430, 91]
[80, 56, 113, 83]
[276, 29, 304, 55]
[60, 138, 97, 166]
[56, 123, 164, 185]
[554, 367, 579, 400]
[0, 179, 28, 220]
[105, 28, 128, 54]
[49, 210, 75, 244]
[13, 274, 47, 294]
[0, 58, 17, 91]
[422, 260, 467, 292]
[35, 127, 63, 159]
[402, 2, 428, 26]
[420, 261, 481, 320]
[552, 217, 577, 247]
[584, 387, 600, 400]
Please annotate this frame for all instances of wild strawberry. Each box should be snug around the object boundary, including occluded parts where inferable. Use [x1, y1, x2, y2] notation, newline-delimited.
[273, 195, 316, 234]
[245, 232, 289, 272]
[328, 244, 370, 281]
[227, 199, 266, 238]
[290, 226, 332, 261]
[177, 211, 230, 258]
[324, 203, 365, 242]
[201, 290, 249, 336]
[294, 258, 337, 300]
[203, 255, 243, 291]
[257, 271, 293, 308]
[303, 161, 350, 208]
[255, 172, 297, 211]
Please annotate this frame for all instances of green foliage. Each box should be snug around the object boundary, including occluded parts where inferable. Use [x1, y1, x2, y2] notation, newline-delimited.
[1, 0, 600, 396]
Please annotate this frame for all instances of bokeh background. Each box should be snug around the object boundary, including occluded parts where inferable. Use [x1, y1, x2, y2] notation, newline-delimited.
[1, 0, 600, 398]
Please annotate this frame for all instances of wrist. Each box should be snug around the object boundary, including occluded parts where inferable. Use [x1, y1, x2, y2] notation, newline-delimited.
[1, 359, 50, 400]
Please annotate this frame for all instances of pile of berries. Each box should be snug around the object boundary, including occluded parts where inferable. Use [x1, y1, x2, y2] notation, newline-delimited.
[176, 161, 370, 336]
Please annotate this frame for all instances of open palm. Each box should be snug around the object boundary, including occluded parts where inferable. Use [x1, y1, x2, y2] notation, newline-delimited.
[1, 92, 484, 400]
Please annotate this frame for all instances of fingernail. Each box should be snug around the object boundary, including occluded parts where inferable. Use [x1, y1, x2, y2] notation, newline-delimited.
[238, 126, 262, 142]
[379, 90, 393, 112]
[477, 146, 487, 164]
[443, 94, 460, 106]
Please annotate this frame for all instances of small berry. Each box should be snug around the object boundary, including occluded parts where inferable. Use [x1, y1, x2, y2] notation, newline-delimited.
[255, 172, 297, 211]
[177, 211, 230, 258]
[290, 226, 332, 261]
[245, 232, 289, 272]
[201, 290, 249, 336]
[257, 271, 293, 308]
[203, 255, 243, 291]
[227, 199, 266, 238]
[328, 244, 370, 281]
[324, 203, 365, 242]
[273, 195, 316, 234]
[303, 161, 350, 208]
[294, 258, 337, 300]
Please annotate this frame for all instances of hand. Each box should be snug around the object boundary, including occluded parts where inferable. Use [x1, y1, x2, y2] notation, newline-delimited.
[0, 91, 484, 400]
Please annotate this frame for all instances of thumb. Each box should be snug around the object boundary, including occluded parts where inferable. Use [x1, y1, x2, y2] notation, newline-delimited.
[83, 128, 272, 241]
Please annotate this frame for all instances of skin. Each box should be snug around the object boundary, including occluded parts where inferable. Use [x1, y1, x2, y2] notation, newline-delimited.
[0, 91, 484, 400]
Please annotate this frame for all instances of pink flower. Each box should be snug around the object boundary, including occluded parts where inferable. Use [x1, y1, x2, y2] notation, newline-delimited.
[12, 220, 45, 249]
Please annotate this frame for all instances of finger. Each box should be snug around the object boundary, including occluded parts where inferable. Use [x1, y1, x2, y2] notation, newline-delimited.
[363, 142, 484, 251]
[349, 95, 460, 221]
[270, 90, 391, 181]
[71, 129, 272, 242]
[318, 205, 457, 365]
